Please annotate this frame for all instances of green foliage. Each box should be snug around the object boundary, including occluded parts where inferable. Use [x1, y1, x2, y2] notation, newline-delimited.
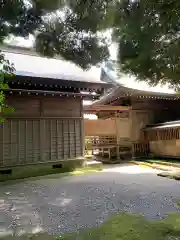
[0, 51, 15, 122]
[114, 0, 180, 88]
[3, 0, 180, 86]
[0, 0, 115, 68]
[35, 0, 115, 68]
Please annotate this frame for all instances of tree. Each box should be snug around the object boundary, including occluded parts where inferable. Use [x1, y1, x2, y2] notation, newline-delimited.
[113, 0, 180, 88]
[1, 0, 114, 68]
[0, 53, 15, 122]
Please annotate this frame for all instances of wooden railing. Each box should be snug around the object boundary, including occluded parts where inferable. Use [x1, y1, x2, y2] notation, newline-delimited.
[85, 136, 133, 161]
[132, 141, 149, 158]
[92, 136, 117, 147]
[85, 136, 117, 149]
[144, 128, 180, 141]
[85, 135, 117, 160]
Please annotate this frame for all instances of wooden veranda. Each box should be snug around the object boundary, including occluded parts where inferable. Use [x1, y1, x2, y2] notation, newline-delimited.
[84, 105, 132, 161]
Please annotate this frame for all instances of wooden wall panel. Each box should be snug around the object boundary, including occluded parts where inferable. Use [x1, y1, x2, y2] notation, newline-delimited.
[84, 119, 116, 136]
[6, 96, 40, 117]
[116, 118, 131, 142]
[42, 97, 81, 117]
[131, 110, 153, 141]
[0, 95, 83, 167]
[149, 140, 177, 157]
[6, 95, 81, 118]
[0, 118, 83, 167]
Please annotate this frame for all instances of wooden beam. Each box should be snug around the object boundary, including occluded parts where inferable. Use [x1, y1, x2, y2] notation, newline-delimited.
[84, 105, 131, 113]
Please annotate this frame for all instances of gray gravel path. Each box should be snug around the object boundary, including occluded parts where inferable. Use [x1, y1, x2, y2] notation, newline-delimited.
[0, 164, 180, 237]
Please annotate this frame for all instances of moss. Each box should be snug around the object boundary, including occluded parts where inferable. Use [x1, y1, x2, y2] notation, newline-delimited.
[60, 213, 180, 240]
[157, 171, 180, 180]
[0, 159, 104, 184]
[0, 159, 85, 183]
[2, 213, 180, 240]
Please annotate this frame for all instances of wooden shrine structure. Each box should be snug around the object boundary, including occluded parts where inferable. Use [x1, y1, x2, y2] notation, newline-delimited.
[88, 83, 180, 160]
[0, 50, 112, 169]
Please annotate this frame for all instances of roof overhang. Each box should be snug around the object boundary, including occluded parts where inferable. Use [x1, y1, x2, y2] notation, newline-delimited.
[144, 120, 180, 130]
[95, 85, 180, 105]
[84, 104, 131, 113]
[7, 75, 113, 91]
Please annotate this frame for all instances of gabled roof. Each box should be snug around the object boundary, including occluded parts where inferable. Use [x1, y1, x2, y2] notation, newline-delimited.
[94, 63, 178, 104]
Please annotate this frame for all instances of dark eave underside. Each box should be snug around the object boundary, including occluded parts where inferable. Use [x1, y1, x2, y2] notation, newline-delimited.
[145, 120, 180, 130]
[4, 88, 100, 100]
[7, 75, 113, 91]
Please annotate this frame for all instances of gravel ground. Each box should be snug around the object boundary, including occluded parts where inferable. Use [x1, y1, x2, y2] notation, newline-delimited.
[0, 164, 180, 237]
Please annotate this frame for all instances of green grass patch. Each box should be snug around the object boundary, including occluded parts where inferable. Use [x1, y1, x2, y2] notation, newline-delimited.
[2, 213, 180, 240]
[157, 171, 180, 180]
[146, 159, 180, 166]
[60, 213, 180, 240]
[131, 161, 166, 171]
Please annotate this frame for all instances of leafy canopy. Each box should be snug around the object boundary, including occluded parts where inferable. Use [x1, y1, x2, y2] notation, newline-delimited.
[2, 0, 180, 90]
[114, 0, 180, 88]
[0, 0, 116, 68]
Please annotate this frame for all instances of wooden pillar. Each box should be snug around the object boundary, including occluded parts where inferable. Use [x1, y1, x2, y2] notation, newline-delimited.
[178, 128, 180, 139]
[115, 111, 120, 160]
[129, 110, 135, 159]
[80, 99, 85, 157]
[39, 98, 45, 162]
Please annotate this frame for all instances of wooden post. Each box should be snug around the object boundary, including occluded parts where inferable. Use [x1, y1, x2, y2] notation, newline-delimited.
[25, 120, 28, 163]
[2, 122, 4, 166]
[178, 128, 180, 140]
[62, 120, 65, 159]
[40, 98, 44, 162]
[68, 120, 72, 158]
[56, 119, 59, 160]
[10, 119, 12, 165]
[17, 120, 20, 164]
[32, 120, 35, 162]
[129, 109, 135, 159]
[80, 99, 85, 157]
[40, 119, 45, 162]
[115, 111, 120, 161]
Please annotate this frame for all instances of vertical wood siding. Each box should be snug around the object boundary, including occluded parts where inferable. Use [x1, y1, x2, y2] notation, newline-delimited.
[0, 95, 83, 167]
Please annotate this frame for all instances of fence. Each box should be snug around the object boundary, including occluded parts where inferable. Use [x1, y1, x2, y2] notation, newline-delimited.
[132, 141, 149, 158]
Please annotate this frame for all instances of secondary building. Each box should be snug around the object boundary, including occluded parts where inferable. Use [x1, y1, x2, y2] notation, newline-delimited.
[88, 64, 180, 159]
